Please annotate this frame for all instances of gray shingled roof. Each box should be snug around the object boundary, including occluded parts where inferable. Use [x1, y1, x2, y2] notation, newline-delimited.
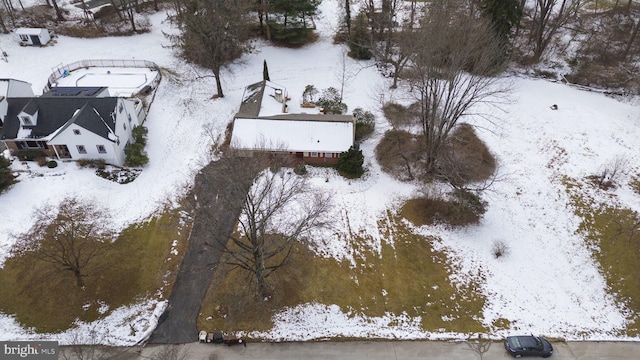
[42, 87, 109, 97]
[236, 80, 266, 118]
[0, 97, 118, 141]
[22, 100, 38, 115]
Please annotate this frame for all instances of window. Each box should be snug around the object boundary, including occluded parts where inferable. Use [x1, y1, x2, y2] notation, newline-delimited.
[18, 141, 46, 149]
[118, 103, 124, 113]
[19, 35, 28, 41]
[97, 145, 107, 154]
[77, 145, 87, 154]
[123, 122, 127, 131]
[128, 114, 132, 123]
[21, 116, 32, 126]
[311, 152, 318, 157]
[73, 129, 81, 135]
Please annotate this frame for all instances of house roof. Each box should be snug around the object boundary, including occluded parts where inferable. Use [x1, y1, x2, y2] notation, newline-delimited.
[237, 80, 291, 118]
[15, 28, 47, 35]
[232, 80, 354, 153]
[231, 117, 354, 153]
[0, 79, 33, 97]
[22, 100, 38, 115]
[0, 97, 118, 141]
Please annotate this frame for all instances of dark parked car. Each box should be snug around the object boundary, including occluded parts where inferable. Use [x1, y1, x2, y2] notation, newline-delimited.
[504, 335, 553, 358]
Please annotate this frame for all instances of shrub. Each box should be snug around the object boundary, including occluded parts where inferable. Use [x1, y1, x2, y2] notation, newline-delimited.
[382, 102, 419, 128]
[336, 146, 364, 178]
[125, 126, 149, 167]
[316, 88, 347, 115]
[375, 130, 422, 181]
[46, 160, 58, 168]
[16, 150, 44, 161]
[401, 190, 485, 228]
[294, 165, 307, 175]
[492, 239, 510, 259]
[353, 107, 375, 142]
[76, 159, 106, 170]
[0, 156, 17, 193]
[439, 123, 497, 187]
[451, 189, 487, 217]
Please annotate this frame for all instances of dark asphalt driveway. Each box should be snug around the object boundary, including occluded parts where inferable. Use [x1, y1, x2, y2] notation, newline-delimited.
[148, 158, 253, 343]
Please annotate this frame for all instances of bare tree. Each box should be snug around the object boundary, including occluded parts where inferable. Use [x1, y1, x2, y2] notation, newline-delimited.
[466, 334, 492, 359]
[208, 151, 331, 299]
[121, 0, 137, 32]
[406, 2, 510, 175]
[170, 0, 252, 98]
[592, 156, 628, 189]
[59, 328, 138, 360]
[148, 344, 190, 360]
[528, 0, 585, 62]
[11, 197, 115, 288]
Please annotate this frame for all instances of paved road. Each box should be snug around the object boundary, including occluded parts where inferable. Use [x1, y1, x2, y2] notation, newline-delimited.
[60, 340, 640, 359]
[148, 159, 251, 343]
[138, 341, 640, 359]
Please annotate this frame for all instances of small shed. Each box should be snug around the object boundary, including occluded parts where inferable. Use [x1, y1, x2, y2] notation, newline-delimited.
[16, 28, 51, 46]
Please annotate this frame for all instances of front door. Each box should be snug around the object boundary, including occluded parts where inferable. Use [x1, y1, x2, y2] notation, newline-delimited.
[30, 35, 41, 46]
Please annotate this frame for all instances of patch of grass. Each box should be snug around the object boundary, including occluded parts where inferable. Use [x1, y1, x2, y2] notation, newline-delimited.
[565, 178, 640, 336]
[0, 207, 191, 333]
[198, 214, 486, 336]
[629, 174, 640, 196]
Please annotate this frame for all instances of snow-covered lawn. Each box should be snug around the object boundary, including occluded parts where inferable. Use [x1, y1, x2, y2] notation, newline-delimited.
[1, 0, 640, 345]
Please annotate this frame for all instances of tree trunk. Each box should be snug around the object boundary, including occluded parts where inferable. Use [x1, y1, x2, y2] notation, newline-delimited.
[254, 247, 269, 298]
[51, 0, 65, 21]
[344, 0, 351, 38]
[262, 0, 271, 40]
[74, 269, 85, 288]
[0, 12, 8, 34]
[213, 67, 224, 98]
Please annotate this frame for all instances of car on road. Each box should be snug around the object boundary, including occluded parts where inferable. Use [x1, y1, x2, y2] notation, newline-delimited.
[504, 335, 553, 358]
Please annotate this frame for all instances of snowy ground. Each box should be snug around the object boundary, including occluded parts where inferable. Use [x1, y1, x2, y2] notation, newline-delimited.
[1, 0, 640, 345]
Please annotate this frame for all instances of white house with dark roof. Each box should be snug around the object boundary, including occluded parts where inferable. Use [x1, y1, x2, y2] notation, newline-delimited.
[0, 92, 144, 166]
[231, 80, 355, 165]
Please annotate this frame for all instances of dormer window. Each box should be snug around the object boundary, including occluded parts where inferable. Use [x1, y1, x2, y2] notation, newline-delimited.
[18, 101, 38, 126]
[21, 115, 33, 126]
[73, 129, 81, 135]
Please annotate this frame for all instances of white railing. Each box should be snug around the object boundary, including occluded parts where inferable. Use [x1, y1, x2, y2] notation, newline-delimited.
[44, 59, 160, 93]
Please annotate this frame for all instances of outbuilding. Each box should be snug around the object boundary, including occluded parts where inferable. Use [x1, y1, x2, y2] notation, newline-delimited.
[16, 28, 51, 46]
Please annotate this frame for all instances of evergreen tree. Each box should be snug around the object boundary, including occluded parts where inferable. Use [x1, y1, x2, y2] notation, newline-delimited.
[0, 156, 16, 193]
[349, 12, 372, 60]
[263, 59, 271, 81]
[480, 0, 523, 44]
[125, 126, 149, 167]
[336, 146, 364, 178]
[316, 87, 347, 114]
[270, 0, 321, 44]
